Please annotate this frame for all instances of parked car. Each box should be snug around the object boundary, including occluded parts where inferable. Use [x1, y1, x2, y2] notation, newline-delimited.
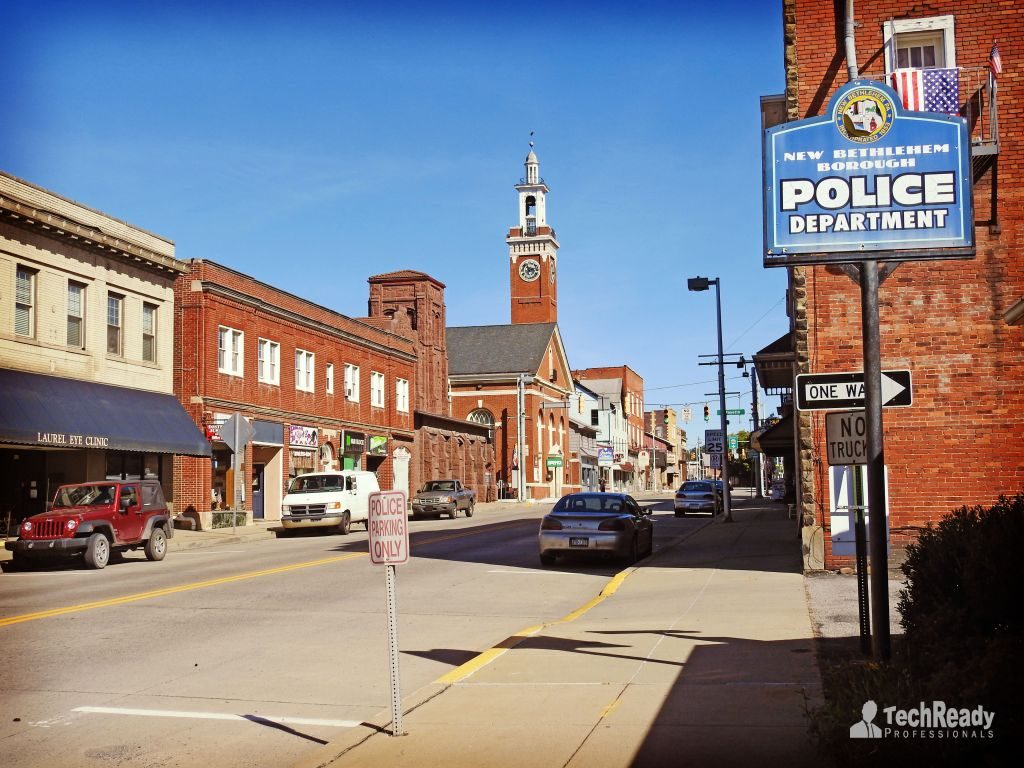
[538, 492, 653, 566]
[411, 479, 475, 519]
[674, 480, 721, 517]
[278, 470, 380, 536]
[5, 480, 173, 569]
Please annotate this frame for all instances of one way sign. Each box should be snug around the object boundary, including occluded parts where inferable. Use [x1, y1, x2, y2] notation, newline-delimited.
[796, 370, 912, 411]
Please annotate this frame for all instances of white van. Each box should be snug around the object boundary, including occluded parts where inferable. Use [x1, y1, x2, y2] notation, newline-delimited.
[278, 470, 381, 537]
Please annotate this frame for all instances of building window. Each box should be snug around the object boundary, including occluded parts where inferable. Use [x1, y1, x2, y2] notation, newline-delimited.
[883, 15, 955, 73]
[15, 266, 36, 337]
[217, 325, 244, 376]
[258, 338, 279, 384]
[296, 349, 315, 392]
[468, 408, 494, 426]
[67, 281, 85, 348]
[142, 303, 157, 362]
[345, 364, 360, 402]
[370, 371, 385, 408]
[326, 363, 334, 394]
[107, 293, 124, 356]
[396, 378, 409, 413]
[590, 409, 600, 427]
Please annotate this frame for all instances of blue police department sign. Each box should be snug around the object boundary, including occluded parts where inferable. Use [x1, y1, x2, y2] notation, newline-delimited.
[763, 79, 975, 267]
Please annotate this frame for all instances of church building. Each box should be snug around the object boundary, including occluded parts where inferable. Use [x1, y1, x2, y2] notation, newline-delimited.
[446, 151, 578, 500]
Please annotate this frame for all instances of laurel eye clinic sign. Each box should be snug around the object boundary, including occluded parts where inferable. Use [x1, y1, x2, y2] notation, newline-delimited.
[763, 79, 974, 267]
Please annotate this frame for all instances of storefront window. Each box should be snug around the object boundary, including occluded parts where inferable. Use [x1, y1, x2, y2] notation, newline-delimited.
[105, 452, 160, 480]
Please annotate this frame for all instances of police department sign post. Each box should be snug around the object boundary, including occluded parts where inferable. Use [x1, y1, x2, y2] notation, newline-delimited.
[762, 79, 975, 662]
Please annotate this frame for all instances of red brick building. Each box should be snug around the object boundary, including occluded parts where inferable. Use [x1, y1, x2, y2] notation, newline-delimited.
[173, 260, 418, 528]
[365, 270, 496, 501]
[767, 1, 1023, 569]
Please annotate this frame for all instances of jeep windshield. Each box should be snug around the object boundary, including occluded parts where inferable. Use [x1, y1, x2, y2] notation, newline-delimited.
[52, 484, 117, 508]
[287, 475, 344, 493]
[422, 481, 456, 492]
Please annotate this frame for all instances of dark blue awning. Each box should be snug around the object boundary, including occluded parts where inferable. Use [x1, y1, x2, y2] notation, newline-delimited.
[0, 369, 211, 457]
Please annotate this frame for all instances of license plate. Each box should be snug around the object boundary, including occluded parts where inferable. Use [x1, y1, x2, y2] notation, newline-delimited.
[569, 537, 589, 548]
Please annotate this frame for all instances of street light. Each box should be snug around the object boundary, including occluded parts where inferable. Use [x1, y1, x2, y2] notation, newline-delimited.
[687, 276, 732, 523]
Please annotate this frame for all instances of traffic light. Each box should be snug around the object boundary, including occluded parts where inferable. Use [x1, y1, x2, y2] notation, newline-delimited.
[663, 410, 669, 425]
[703, 404, 710, 422]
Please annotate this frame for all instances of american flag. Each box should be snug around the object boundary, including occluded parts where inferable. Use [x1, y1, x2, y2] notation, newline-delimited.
[990, 42, 1003, 76]
[890, 67, 960, 114]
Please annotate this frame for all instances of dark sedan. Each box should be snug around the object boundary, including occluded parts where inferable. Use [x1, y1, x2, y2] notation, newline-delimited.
[538, 492, 653, 566]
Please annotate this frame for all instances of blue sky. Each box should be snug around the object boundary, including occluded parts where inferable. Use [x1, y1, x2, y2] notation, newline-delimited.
[3, 0, 789, 439]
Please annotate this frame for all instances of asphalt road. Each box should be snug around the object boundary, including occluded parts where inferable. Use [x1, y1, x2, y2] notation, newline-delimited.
[0, 496, 706, 768]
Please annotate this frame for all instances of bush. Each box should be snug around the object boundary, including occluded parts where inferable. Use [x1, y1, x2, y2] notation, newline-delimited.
[807, 494, 1023, 766]
[211, 510, 247, 529]
[898, 493, 1024, 736]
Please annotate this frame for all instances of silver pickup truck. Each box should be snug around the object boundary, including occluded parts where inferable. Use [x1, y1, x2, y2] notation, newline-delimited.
[411, 480, 476, 519]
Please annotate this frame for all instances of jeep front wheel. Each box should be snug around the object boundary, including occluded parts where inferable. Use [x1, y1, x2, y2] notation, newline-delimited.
[145, 527, 167, 561]
[84, 533, 111, 569]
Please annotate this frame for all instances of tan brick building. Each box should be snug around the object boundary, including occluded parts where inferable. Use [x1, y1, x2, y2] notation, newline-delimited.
[0, 171, 209, 525]
[764, 1, 1023, 569]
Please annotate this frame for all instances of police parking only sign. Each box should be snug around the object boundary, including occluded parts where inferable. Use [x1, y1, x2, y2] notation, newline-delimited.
[763, 79, 975, 266]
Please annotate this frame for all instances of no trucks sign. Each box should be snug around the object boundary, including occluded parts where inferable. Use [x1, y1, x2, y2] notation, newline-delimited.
[763, 79, 975, 266]
[368, 491, 409, 565]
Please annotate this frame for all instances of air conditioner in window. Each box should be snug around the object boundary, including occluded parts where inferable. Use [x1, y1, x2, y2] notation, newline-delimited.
[345, 387, 353, 398]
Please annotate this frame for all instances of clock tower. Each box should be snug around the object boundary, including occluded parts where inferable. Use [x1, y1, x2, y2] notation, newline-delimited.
[508, 150, 560, 324]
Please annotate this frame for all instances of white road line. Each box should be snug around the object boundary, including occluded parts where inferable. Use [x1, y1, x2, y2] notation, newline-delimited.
[72, 706, 360, 728]
[486, 569, 579, 575]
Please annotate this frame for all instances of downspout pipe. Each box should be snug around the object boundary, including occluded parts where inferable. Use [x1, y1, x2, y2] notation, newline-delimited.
[845, 0, 859, 81]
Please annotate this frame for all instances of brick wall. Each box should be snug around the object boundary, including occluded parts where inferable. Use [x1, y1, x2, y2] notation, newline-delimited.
[787, 0, 1024, 568]
[173, 260, 419, 527]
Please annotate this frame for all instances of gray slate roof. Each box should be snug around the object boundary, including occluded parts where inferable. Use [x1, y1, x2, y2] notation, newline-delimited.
[447, 323, 556, 376]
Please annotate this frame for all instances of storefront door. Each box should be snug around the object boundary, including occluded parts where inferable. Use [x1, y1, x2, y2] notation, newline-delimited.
[252, 463, 265, 519]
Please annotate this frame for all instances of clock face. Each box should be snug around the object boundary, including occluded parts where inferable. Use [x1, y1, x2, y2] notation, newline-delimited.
[519, 259, 541, 282]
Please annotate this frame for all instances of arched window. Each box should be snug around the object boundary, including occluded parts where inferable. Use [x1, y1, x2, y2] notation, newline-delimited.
[467, 408, 494, 426]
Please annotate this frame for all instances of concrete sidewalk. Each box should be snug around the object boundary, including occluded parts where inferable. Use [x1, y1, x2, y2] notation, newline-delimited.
[293, 498, 823, 768]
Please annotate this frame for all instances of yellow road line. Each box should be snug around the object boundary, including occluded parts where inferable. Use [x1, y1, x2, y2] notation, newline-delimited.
[0, 553, 365, 628]
[435, 566, 634, 685]
[1, 517, 537, 629]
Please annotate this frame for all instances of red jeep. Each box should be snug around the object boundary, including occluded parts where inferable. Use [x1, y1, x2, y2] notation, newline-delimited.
[5, 480, 173, 570]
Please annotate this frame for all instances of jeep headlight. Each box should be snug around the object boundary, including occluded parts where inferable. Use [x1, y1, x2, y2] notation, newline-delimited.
[66, 519, 78, 531]
[21, 520, 32, 533]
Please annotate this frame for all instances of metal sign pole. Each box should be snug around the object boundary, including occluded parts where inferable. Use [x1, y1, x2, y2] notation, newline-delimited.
[861, 261, 891, 661]
[385, 563, 404, 736]
[232, 412, 241, 534]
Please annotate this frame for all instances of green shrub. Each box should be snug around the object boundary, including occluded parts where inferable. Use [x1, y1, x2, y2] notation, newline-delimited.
[211, 510, 246, 529]
[897, 493, 1023, 741]
[807, 494, 1023, 766]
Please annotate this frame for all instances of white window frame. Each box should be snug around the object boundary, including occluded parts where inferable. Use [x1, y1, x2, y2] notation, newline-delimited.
[295, 349, 315, 393]
[142, 302, 157, 363]
[344, 363, 360, 402]
[217, 325, 244, 376]
[67, 280, 85, 349]
[370, 371, 385, 409]
[326, 363, 334, 394]
[258, 338, 279, 385]
[883, 15, 956, 74]
[396, 378, 410, 413]
[15, 265, 36, 338]
[107, 293, 124, 357]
